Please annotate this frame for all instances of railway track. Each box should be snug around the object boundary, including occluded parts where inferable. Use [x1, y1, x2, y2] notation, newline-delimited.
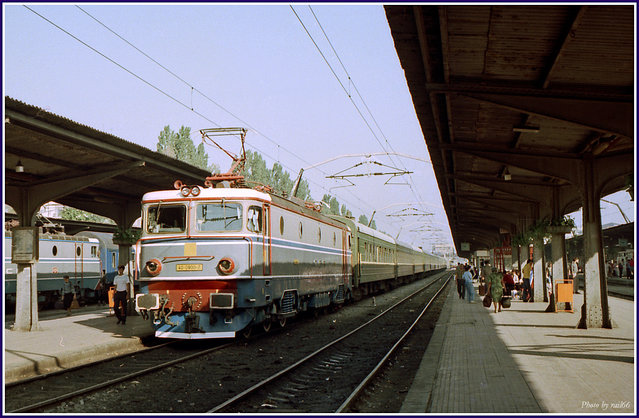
[7, 272, 451, 413]
[5, 339, 233, 413]
[208, 274, 452, 413]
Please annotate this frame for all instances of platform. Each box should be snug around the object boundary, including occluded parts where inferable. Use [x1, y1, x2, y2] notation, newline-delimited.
[4, 305, 154, 384]
[402, 282, 636, 413]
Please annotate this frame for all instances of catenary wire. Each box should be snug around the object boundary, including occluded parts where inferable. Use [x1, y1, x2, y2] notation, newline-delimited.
[297, 6, 432, 230]
[23, 5, 419, 237]
[71, 5, 377, 218]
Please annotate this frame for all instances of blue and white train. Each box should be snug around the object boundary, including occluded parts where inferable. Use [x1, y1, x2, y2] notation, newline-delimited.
[134, 183, 446, 339]
[4, 229, 103, 309]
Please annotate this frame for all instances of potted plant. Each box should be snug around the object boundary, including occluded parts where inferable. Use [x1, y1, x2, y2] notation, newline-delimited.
[547, 216, 575, 234]
[112, 227, 141, 245]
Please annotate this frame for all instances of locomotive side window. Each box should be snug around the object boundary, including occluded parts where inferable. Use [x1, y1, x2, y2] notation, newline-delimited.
[52, 245, 58, 256]
[247, 206, 262, 233]
[76, 246, 81, 257]
[147, 204, 186, 234]
[195, 203, 242, 232]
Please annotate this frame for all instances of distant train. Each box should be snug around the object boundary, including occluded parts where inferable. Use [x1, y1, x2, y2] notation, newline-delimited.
[134, 183, 446, 339]
[4, 229, 129, 310]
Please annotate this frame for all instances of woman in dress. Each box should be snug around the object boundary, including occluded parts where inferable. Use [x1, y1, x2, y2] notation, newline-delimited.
[486, 267, 505, 313]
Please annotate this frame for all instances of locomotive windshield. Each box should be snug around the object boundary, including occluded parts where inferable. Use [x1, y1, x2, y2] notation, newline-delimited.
[146, 204, 186, 234]
[195, 202, 243, 232]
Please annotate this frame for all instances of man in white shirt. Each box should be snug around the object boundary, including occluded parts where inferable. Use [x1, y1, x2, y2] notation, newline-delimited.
[113, 265, 130, 325]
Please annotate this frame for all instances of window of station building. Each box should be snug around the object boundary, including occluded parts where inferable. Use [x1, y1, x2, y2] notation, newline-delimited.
[147, 204, 187, 234]
[52, 245, 58, 256]
[195, 202, 242, 232]
[247, 206, 263, 233]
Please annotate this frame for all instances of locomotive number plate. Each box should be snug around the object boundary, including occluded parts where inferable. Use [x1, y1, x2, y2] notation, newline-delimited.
[176, 264, 203, 271]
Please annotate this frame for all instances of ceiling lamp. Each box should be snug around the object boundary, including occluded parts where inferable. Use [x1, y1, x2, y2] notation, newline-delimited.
[15, 160, 24, 173]
[512, 126, 540, 133]
[503, 168, 512, 181]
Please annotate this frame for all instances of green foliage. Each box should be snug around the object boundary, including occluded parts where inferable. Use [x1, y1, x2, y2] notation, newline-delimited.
[156, 125, 219, 173]
[358, 214, 368, 225]
[549, 215, 575, 228]
[527, 218, 551, 240]
[241, 150, 310, 200]
[322, 194, 341, 216]
[511, 233, 529, 247]
[112, 227, 141, 244]
[59, 207, 115, 224]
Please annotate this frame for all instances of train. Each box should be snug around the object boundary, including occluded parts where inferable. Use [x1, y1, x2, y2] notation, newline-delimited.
[134, 182, 446, 339]
[4, 228, 127, 310]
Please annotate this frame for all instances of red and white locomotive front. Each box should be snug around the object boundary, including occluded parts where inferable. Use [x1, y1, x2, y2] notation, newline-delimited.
[135, 186, 273, 339]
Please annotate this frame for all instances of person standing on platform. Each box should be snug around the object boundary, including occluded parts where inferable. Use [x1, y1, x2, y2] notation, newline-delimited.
[113, 265, 130, 325]
[571, 258, 580, 293]
[96, 270, 107, 306]
[486, 267, 505, 313]
[462, 264, 475, 303]
[62, 275, 75, 316]
[455, 263, 465, 299]
[522, 258, 533, 302]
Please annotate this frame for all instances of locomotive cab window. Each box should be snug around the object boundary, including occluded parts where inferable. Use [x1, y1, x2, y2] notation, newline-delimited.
[247, 206, 262, 233]
[147, 204, 186, 234]
[196, 202, 243, 232]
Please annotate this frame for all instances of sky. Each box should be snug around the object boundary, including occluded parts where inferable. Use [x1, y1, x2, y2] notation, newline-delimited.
[3, 2, 635, 253]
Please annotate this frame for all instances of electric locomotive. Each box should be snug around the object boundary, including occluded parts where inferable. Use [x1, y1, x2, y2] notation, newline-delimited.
[134, 183, 352, 339]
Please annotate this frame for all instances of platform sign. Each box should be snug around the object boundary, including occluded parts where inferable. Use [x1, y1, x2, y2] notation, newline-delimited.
[11, 227, 39, 263]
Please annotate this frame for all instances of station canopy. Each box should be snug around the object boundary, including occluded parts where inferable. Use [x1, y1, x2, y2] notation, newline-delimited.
[385, 5, 634, 254]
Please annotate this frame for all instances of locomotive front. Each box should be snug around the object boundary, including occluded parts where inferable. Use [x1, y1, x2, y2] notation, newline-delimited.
[135, 186, 272, 338]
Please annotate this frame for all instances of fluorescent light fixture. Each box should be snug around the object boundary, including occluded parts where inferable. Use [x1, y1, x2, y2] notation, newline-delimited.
[512, 126, 540, 133]
[15, 160, 24, 173]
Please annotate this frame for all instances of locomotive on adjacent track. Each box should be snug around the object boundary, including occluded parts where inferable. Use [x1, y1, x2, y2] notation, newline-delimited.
[4, 229, 102, 309]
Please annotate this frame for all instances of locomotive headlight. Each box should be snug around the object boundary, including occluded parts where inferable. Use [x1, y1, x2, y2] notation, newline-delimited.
[190, 186, 201, 196]
[180, 186, 191, 197]
[217, 257, 235, 275]
[145, 259, 163, 276]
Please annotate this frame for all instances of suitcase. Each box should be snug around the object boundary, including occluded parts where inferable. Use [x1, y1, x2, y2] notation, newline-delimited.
[478, 284, 486, 296]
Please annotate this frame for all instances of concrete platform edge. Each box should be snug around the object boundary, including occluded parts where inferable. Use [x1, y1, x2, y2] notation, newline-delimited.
[400, 285, 454, 413]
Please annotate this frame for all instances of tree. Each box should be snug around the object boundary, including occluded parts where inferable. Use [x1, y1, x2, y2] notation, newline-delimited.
[358, 214, 369, 225]
[242, 150, 310, 200]
[156, 125, 219, 173]
[59, 207, 115, 224]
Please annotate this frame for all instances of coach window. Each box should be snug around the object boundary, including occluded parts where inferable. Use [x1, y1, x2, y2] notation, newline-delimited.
[247, 206, 262, 233]
[76, 246, 81, 257]
[298, 222, 303, 238]
[147, 204, 186, 234]
[52, 245, 58, 256]
[91, 246, 97, 257]
[318, 227, 322, 243]
[280, 216, 285, 235]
